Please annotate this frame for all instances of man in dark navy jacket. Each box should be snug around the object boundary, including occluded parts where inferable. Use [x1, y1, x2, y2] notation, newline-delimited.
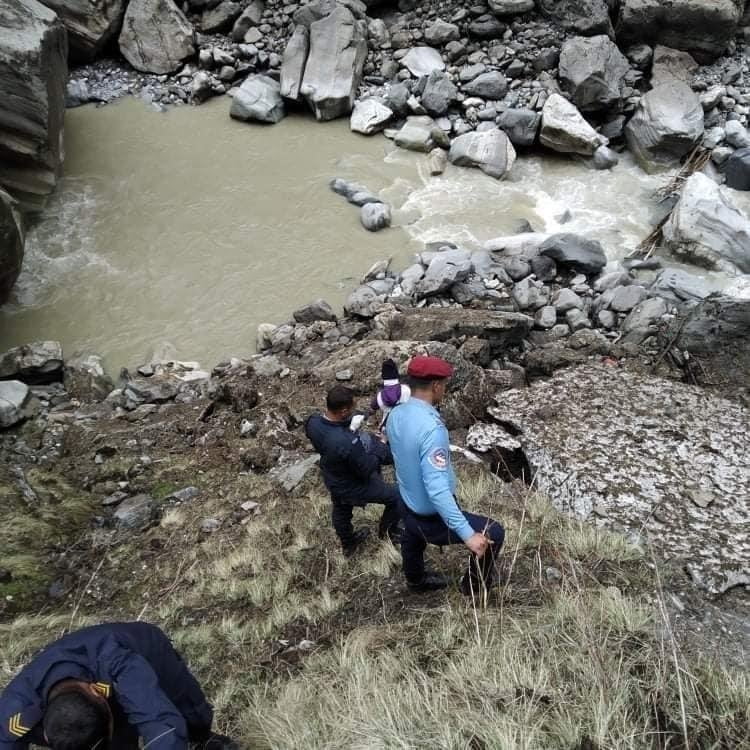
[0, 622, 238, 750]
[305, 385, 401, 555]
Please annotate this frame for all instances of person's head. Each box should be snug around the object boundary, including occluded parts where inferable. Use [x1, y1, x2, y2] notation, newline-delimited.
[43, 682, 112, 750]
[405, 356, 454, 405]
[325, 385, 355, 421]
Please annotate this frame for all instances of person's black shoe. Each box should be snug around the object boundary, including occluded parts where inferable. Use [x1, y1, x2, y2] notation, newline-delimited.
[342, 528, 370, 557]
[407, 572, 448, 592]
[201, 733, 241, 750]
[459, 573, 497, 597]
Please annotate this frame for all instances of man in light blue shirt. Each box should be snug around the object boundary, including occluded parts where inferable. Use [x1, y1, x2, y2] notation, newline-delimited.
[387, 356, 505, 594]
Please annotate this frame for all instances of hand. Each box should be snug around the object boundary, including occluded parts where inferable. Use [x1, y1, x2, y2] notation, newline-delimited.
[465, 532, 490, 558]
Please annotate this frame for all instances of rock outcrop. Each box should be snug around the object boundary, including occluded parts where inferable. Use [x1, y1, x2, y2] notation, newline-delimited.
[0, 0, 67, 213]
[616, 0, 743, 63]
[299, 5, 367, 121]
[624, 81, 704, 173]
[41, 0, 125, 60]
[0, 189, 24, 306]
[662, 173, 750, 274]
[118, 0, 195, 75]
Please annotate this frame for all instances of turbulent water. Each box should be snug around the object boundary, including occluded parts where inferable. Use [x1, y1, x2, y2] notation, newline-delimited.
[0, 95, 711, 370]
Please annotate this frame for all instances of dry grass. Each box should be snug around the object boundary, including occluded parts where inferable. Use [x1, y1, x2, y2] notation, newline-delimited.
[1, 468, 748, 750]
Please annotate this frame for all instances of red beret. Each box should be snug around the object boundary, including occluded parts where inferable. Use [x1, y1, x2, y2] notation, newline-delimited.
[407, 356, 454, 379]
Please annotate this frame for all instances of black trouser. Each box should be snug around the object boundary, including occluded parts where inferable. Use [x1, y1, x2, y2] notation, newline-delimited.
[399, 500, 505, 587]
[109, 702, 211, 750]
[331, 476, 401, 548]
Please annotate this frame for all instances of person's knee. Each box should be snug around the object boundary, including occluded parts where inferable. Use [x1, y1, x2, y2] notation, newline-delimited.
[487, 520, 505, 547]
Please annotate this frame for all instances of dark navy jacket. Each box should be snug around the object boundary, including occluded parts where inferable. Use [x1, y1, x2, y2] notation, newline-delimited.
[305, 413, 391, 500]
[0, 622, 212, 750]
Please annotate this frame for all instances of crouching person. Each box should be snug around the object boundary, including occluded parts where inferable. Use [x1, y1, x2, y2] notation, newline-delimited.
[0, 622, 238, 750]
[305, 385, 402, 556]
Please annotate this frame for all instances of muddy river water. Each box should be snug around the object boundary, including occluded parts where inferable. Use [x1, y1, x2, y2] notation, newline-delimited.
[0, 95, 723, 370]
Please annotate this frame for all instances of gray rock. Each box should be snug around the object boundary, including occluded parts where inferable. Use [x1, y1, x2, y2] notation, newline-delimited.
[42, 0, 125, 60]
[554, 288, 584, 312]
[621, 296, 667, 334]
[417, 249, 473, 296]
[497, 109, 540, 147]
[540, 94, 604, 156]
[0, 0, 67, 213]
[200, 517, 221, 533]
[345, 284, 387, 317]
[66, 79, 95, 107]
[424, 19, 459, 46]
[700, 85, 725, 112]
[559, 35, 629, 112]
[231, 0, 264, 41]
[725, 147, 750, 191]
[538, 0, 613, 36]
[616, 0, 743, 63]
[724, 120, 750, 149]
[448, 129, 517, 179]
[119, 0, 195, 74]
[0, 340, 63, 382]
[462, 71, 508, 100]
[594, 270, 631, 291]
[626, 43, 652, 69]
[624, 81, 704, 174]
[565, 308, 592, 331]
[113, 493, 158, 529]
[200, 0, 241, 33]
[191, 71, 212, 103]
[350, 98, 393, 134]
[398, 263, 425, 296]
[293, 0, 367, 26]
[301, 6, 367, 121]
[402, 46, 445, 77]
[279, 24, 309, 101]
[123, 376, 180, 406]
[274, 454, 320, 492]
[489, 0, 534, 15]
[0, 189, 24, 305]
[421, 71, 457, 117]
[512, 276, 550, 310]
[329, 178, 379, 205]
[64, 353, 113, 402]
[590, 145, 619, 170]
[650, 44, 699, 87]
[360, 202, 391, 231]
[530, 254, 557, 282]
[252, 353, 283, 376]
[428, 147, 448, 175]
[503, 257, 531, 281]
[650, 268, 712, 304]
[597, 309, 616, 328]
[394, 115, 440, 152]
[230, 75, 285, 123]
[367, 17, 389, 47]
[609, 284, 647, 312]
[293, 299, 337, 323]
[535, 305, 557, 329]
[539, 233, 607, 274]
[663, 173, 750, 274]
[384, 82, 409, 115]
[468, 14, 506, 40]
[0, 380, 30, 428]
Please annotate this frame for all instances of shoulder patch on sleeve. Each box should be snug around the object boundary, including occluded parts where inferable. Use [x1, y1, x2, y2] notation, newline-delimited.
[428, 447, 448, 470]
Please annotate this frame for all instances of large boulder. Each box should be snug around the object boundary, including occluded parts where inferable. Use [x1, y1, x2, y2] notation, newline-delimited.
[416, 249, 473, 296]
[350, 98, 392, 134]
[41, 0, 126, 60]
[420, 71, 457, 117]
[537, 0, 613, 37]
[489, 0, 534, 15]
[394, 116, 445, 152]
[300, 5, 367, 121]
[230, 75, 285, 123]
[119, 0, 195, 75]
[279, 25, 309, 101]
[0, 189, 24, 305]
[539, 93, 604, 155]
[497, 108, 541, 147]
[724, 147, 750, 191]
[448, 129, 517, 179]
[0, 380, 31, 428]
[200, 0, 242, 33]
[616, 0, 743, 63]
[662, 173, 750, 274]
[539, 233, 607, 274]
[0, 0, 66, 214]
[624, 81, 704, 173]
[0, 340, 63, 382]
[558, 35, 629, 112]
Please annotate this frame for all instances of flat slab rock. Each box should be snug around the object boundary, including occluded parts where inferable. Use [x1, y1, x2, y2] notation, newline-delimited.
[491, 363, 750, 594]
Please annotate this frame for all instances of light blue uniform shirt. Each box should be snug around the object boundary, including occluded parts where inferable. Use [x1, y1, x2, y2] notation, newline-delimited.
[387, 398, 474, 542]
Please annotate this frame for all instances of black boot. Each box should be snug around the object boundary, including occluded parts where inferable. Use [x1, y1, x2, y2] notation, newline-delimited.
[407, 572, 448, 592]
[342, 527, 370, 557]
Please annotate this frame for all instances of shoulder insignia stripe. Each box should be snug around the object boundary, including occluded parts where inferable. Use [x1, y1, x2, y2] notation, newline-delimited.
[93, 682, 111, 698]
[9, 714, 30, 737]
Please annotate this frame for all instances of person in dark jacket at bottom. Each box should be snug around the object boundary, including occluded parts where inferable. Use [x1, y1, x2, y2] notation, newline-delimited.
[0, 622, 238, 750]
[305, 385, 402, 556]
